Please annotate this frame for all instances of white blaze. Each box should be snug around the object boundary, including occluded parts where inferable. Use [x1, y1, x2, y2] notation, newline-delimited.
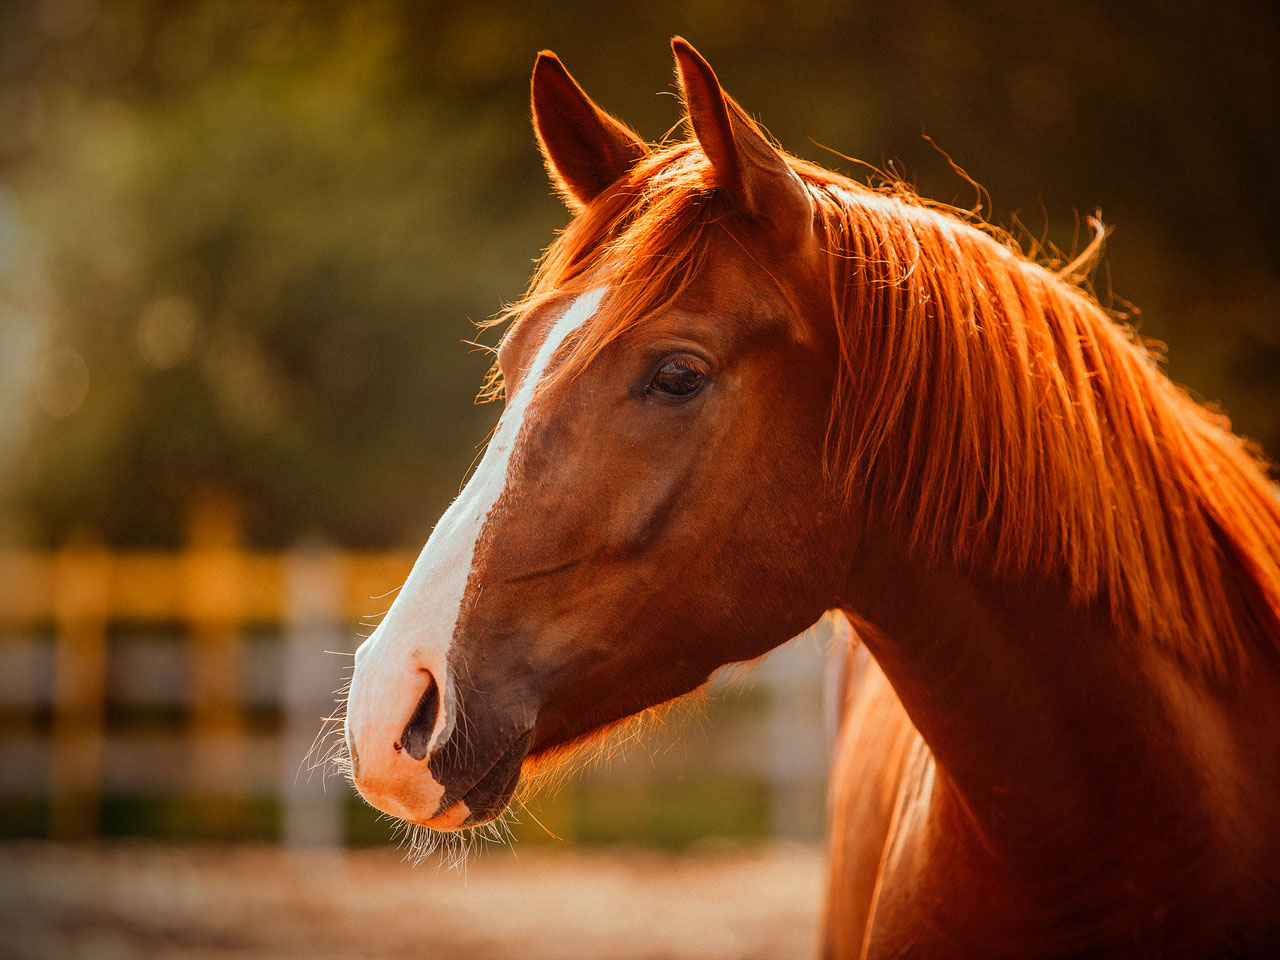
[345, 288, 605, 811]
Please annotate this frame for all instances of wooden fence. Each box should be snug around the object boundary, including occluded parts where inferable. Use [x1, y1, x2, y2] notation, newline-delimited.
[0, 496, 412, 843]
[0, 496, 833, 846]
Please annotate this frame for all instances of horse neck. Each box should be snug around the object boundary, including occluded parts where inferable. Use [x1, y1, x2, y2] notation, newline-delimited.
[817, 193, 1280, 929]
[839, 536, 1280, 875]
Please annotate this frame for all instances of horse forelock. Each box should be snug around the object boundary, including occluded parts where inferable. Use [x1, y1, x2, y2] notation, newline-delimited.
[491, 138, 1280, 678]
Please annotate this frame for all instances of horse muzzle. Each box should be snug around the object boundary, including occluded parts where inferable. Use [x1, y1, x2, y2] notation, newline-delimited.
[344, 641, 533, 830]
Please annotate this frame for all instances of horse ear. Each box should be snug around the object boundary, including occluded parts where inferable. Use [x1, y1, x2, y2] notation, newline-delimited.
[532, 51, 649, 210]
[671, 38, 811, 231]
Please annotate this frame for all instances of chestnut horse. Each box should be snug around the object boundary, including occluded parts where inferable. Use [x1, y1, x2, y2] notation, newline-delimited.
[342, 39, 1280, 957]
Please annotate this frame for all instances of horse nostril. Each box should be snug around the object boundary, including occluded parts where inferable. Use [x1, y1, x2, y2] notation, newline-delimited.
[399, 674, 441, 761]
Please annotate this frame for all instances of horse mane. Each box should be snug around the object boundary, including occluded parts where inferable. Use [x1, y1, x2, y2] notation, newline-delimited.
[491, 141, 1280, 678]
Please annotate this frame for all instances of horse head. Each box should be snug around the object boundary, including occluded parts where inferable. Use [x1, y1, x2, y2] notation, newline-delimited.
[343, 40, 849, 830]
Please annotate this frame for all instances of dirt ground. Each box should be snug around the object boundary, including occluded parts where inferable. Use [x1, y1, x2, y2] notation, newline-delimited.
[0, 841, 824, 960]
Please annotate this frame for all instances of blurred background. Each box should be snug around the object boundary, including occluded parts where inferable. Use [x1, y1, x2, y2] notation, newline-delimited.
[0, 1, 1276, 958]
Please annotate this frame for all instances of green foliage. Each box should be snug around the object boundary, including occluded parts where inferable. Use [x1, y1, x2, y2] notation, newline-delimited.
[0, 0, 1276, 547]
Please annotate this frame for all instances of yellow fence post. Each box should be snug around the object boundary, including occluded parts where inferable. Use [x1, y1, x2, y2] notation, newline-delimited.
[49, 533, 112, 840]
[184, 491, 248, 812]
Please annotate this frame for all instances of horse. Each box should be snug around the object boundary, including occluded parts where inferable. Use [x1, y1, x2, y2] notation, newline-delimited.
[341, 38, 1280, 957]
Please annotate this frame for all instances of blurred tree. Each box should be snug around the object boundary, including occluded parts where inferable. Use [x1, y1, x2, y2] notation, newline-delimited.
[0, 1, 539, 545]
[0, 0, 1275, 547]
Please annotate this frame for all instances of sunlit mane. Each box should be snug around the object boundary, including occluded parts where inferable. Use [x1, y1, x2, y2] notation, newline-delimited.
[490, 141, 1280, 677]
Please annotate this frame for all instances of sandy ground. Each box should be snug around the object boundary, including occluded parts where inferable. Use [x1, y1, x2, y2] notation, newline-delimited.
[0, 842, 825, 959]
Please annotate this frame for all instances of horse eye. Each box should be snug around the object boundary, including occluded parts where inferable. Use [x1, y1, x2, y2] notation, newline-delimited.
[649, 358, 707, 398]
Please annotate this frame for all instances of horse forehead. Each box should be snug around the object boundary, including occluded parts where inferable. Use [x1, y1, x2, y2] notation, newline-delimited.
[680, 268, 792, 323]
[679, 232, 826, 337]
[497, 239, 810, 385]
[667, 267, 819, 350]
[496, 300, 572, 392]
